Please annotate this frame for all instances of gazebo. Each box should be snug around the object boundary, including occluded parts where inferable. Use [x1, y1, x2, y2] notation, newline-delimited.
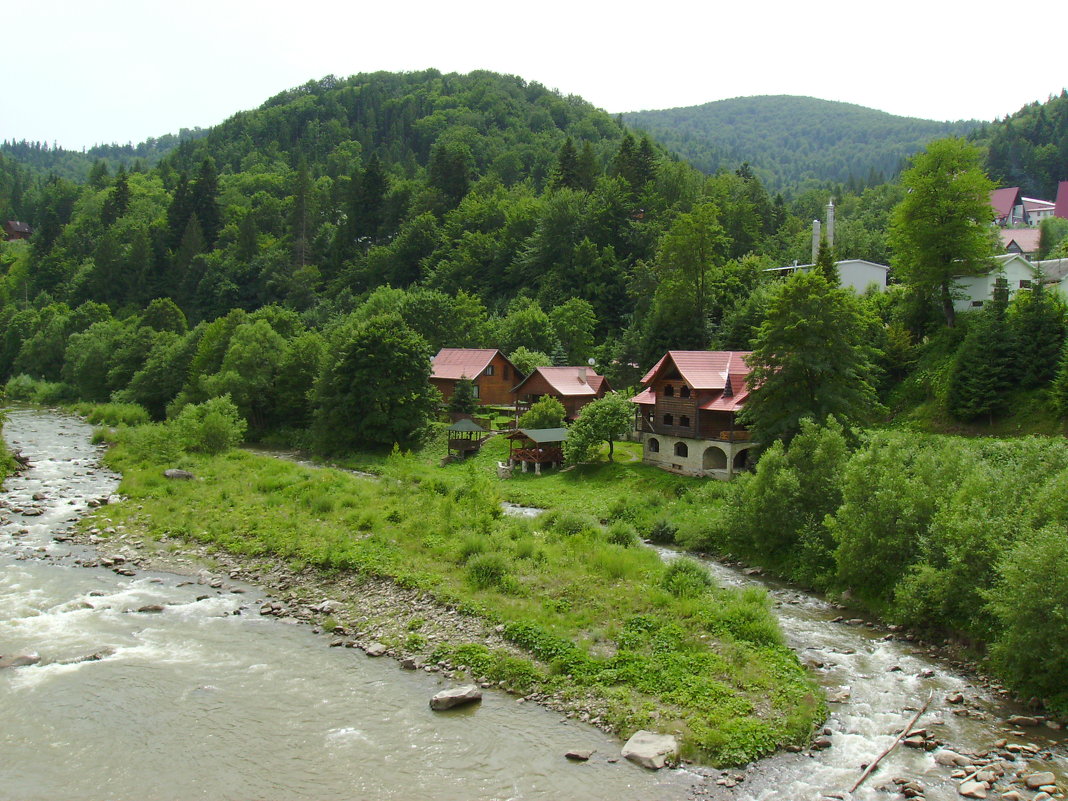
[446, 418, 488, 459]
[506, 428, 568, 475]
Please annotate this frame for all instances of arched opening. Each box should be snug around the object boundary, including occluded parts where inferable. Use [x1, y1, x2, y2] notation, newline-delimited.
[703, 446, 727, 470]
[648, 437, 660, 453]
[733, 448, 751, 471]
[674, 441, 688, 458]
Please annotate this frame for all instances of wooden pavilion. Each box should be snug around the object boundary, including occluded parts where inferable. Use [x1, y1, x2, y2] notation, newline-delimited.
[506, 428, 568, 475]
[446, 418, 489, 459]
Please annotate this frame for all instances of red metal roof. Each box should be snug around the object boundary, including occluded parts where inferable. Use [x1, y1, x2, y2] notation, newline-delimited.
[990, 187, 1021, 221]
[511, 366, 606, 397]
[999, 228, 1041, 254]
[632, 351, 753, 412]
[639, 351, 752, 390]
[1056, 182, 1068, 220]
[630, 387, 655, 405]
[431, 348, 501, 381]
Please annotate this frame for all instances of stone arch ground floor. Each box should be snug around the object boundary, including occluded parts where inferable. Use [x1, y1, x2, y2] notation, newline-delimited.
[640, 433, 755, 480]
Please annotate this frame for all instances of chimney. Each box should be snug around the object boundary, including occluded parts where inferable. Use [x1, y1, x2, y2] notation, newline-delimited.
[826, 197, 835, 250]
[811, 219, 821, 263]
[577, 366, 587, 384]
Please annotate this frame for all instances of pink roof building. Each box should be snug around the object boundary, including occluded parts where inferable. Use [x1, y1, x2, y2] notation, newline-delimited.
[1056, 182, 1068, 220]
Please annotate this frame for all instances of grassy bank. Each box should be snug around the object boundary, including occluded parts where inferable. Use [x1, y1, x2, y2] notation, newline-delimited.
[94, 425, 822, 766]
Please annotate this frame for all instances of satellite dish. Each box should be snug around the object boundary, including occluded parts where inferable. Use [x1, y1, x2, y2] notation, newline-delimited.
[587, 357, 596, 366]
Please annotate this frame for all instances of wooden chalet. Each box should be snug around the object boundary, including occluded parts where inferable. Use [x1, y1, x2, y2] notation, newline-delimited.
[430, 348, 523, 407]
[631, 351, 756, 479]
[506, 428, 568, 475]
[3, 221, 32, 241]
[510, 366, 610, 420]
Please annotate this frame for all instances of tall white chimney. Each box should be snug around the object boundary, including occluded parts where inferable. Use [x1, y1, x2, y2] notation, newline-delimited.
[826, 197, 835, 250]
[811, 219, 821, 263]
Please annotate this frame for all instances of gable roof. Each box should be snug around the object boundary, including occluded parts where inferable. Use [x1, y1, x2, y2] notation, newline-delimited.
[999, 228, 1041, 254]
[1057, 182, 1068, 220]
[1023, 197, 1055, 214]
[509, 428, 569, 443]
[991, 187, 1022, 220]
[431, 348, 508, 381]
[1035, 258, 1068, 283]
[639, 351, 751, 390]
[511, 366, 606, 397]
[447, 418, 487, 433]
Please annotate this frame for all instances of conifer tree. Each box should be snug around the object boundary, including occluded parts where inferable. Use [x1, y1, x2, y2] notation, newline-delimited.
[1009, 277, 1065, 388]
[947, 281, 1015, 422]
[550, 137, 580, 191]
[814, 234, 838, 285]
[191, 158, 222, 247]
[576, 141, 598, 192]
[448, 377, 477, 415]
[101, 167, 130, 226]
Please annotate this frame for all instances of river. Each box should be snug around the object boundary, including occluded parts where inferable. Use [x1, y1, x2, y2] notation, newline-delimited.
[0, 409, 688, 801]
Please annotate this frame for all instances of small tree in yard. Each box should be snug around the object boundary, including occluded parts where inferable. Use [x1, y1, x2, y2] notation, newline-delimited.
[449, 377, 477, 415]
[519, 395, 565, 429]
[564, 393, 634, 463]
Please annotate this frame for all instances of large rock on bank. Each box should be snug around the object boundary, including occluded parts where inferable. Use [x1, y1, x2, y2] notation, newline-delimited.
[621, 730, 678, 770]
[429, 685, 483, 711]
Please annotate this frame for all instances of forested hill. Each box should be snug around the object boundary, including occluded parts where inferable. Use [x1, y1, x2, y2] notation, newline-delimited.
[972, 89, 1068, 199]
[622, 95, 978, 194]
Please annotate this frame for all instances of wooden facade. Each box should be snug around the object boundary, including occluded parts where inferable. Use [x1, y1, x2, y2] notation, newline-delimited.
[431, 349, 523, 407]
[631, 351, 756, 479]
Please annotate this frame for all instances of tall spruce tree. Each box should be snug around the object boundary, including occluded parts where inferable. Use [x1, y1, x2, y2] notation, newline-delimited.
[947, 280, 1015, 422]
[191, 158, 222, 247]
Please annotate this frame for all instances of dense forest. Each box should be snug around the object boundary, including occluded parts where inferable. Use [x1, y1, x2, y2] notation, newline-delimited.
[973, 89, 1068, 198]
[622, 95, 978, 193]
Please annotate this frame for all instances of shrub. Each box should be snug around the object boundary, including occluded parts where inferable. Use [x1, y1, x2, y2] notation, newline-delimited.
[4, 374, 76, 404]
[661, 558, 712, 598]
[171, 395, 247, 455]
[466, 552, 511, 590]
[606, 521, 639, 547]
[647, 518, 678, 544]
[545, 510, 599, 537]
[76, 402, 150, 427]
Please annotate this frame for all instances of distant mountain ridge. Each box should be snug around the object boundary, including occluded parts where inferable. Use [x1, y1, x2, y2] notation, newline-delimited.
[622, 95, 979, 194]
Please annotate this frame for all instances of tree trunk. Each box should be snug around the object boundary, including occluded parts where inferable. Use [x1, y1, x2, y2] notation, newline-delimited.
[607, 439, 614, 461]
[940, 281, 956, 328]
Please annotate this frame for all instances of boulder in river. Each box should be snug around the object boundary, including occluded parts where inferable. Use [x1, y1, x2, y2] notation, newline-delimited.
[934, 748, 971, 767]
[0, 653, 41, 669]
[621, 730, 678, 770]
[1025, 771, 1057, 789]
[565, 749, 593, 761]
[163, 469, 195, 480]
[958, 779, 988, 798]
[364, 642, 387, 657]
[429, 685, 482, 711]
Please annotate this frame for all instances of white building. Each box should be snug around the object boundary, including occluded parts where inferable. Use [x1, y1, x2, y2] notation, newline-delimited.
[765, 259, 889, 294]
[953, 254, 1037, 311]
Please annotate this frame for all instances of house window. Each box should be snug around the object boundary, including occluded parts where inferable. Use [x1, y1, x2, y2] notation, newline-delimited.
[664, 384, 674, 397]
[680, 415, 690, 428]
[680, 385, 691, 398]
[485, 365, 495, 376]
[971, 300, 984, 307]
[471, 384, 480, 398]
[504, 365, 510, 380]
[1019, 279, 1032, 289]
[663, 413, 673, 425]
[648, 438, 660, 453]
[674, 442, 688, 458]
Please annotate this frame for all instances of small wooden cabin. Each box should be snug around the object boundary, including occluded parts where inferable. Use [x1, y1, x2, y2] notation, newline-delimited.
[510, 366, 610, 420]
[430, 349, 523, 407]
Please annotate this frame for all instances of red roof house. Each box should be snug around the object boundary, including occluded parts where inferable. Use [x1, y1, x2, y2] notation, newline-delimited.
[630, 351, 757, 479]
[999, 227, 1042, 256]
[430, 348, 523, 406]
[1056, 181, 1068, 220]
[991, 187, 1024, 226]
[510, 366, 610, 419]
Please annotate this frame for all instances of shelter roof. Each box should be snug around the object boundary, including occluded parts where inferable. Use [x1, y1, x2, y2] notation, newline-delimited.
[1023, 197, 1055, 213]
[431, 348, 502, 381]
[446, 418, 487, 433]
[509, 428, 569, 443]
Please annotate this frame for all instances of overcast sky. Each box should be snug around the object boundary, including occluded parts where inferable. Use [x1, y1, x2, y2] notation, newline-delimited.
[5, 0, 1065, 151]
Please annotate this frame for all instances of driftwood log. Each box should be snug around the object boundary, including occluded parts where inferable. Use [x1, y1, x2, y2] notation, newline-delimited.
[850, 691, 934, 794]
